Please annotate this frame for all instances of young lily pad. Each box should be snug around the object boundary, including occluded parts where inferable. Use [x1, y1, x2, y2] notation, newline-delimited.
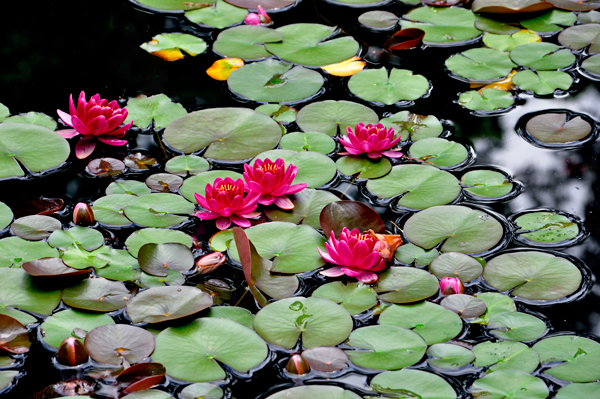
[228, 59, 324, 103]
[404, 205, 504, 254]
[374, 267, 440, 303]
[471, 292, 516, 325]
[524, 113, 592, 143]
[471, 370, 549, 399]
[427, 343, 475, 369]
[106, 180, 152, 196]
[446, 48, 516, 82]
[264, 188, 339, 229]
[559, 24, 600, 54]
[345, 325, 427, 370]
[487, 312, 547, 341]
[358, 11, 399, 30]
[366, 165, 461, 209]
[510, 42, 575, 70]
[3, 112, 56, 130]
[348, 68, 429, 105]
[459, 89, 515, 112]
[311, 282, 377, 315]
[379, 111, 443, 141]
[22, 257, 90, 279]
[0, 123, 70, 179]
[301, 346, 349, 371]
[556, 383, 600, 399]
[125, 228, 193, 258]
[441, 294, 487, 318]
[145, 174, 183, 193]
[95, 249, 142, 282]
[124, 193, 194, 228]
[461, 169, 514, 198]
[164, 155, 210, 177]
[213, 25, 283, 60]
[39, 309, 115, 349]
[87, 158, 125, 177]
[49, 227, 104, 251]
[127, 286, 212, 323]
[264, 24, 359, 67]
[124, 94, 187, 130]
[379, 301, 463, 344]
[279, 132, 335, 154]
[430, 252, 483, 282]
[0, 202, 12, 231]
[408, 138, 469, 168]
[265, 386, 361, 399]
[513, 211, 579, 244]
[0, 236, 59, 268]
[209, 230, 234, 252]
[401, 6, 481, 45]
[85, 324, 155, 365]
[513, 70, 573, 95]
[521, 9, 577, 34]
[10, 215, 61, 240]
[180, 170, 243, 203]
[533, 335, 600, 382]
[253, 297, 352, 348]
[141, 33, 207, 61]
[140, 270, 185, 288]
[185, 1, 247, 29]
[472, 0, 553, 13]
[483, 251, 582, 300]
[163, 108, 282, 160]
[336, 156, 392, 179]
[370, 369, 457, 399]
[153, 318, 268, 382]
[138, 243, 194, 277]
[395, 244, 439, 266]
[296, 100, 378, 137]
[483, 30, 541, 52]
[253, 149, 336, 188]
[0, 268, 61, 315]
[472, 341, 540, 373]
[63, 278, 132, 312]
[181, 383, 224, 399]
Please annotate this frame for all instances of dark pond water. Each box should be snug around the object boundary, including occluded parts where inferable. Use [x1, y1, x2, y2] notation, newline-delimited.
[2, 0, 600, 398]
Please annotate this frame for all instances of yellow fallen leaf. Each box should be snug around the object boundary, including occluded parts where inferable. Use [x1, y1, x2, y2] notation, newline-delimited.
[206, 58, 245, 81]
[480, 70, 518, 92]
[151, 49, 184, 62]
[321, 57, 366, 77]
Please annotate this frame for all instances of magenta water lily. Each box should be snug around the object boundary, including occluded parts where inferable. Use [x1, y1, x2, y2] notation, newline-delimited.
[339, 123, 403, 159]
[57, 91, 133, 159]
[440, 277, 465, 295]
[244, 6, 272, 26]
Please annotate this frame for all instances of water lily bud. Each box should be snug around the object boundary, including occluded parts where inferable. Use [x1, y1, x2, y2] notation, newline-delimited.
[57, 337, 88, 367]
[195, 252, 227, 274]
[440, 277, 465, 296]
[286, 354, 311, 375]
[73, 202, 94, 226]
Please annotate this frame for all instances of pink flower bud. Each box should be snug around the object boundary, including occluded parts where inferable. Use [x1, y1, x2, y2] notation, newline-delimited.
[244, 13, 261, 25]
[73, 203, 94, 226]
[56, 337, 88, 367]
[195, 252, 227, 274]
[440, 277, 465, 296]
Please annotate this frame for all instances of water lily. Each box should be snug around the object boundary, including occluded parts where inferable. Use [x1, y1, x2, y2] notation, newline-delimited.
[243, 158, 307, 210]
[440, 277, 465, 295]
[367, 230, 403, 263]
[73, 202, 94, 226]
[244, 6, 272, 26]
[57, 91, 133, 159]
[318, 227, 386, 283]
[339, 123, 402, 159]
[195, 177, 260, 230]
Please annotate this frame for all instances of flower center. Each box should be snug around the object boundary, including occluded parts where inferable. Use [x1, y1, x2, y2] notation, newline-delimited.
[354, 234, 370, 241]
[218, 184, 235, 192]
[260, 164, 278, 173]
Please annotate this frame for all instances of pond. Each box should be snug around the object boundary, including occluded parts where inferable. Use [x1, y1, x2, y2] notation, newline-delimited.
[2, 0, 600, 398]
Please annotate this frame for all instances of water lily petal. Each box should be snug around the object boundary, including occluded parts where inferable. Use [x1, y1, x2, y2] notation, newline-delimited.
[75, 138, 96, 159]
[319, 266, 345, 277]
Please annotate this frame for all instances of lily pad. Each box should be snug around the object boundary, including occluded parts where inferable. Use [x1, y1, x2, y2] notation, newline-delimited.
[125, 228, 193, 258]
[345, 325, 427, 370]
[461, 170, 514, 198]
[0, 202, 12, 231]
[279, 132, 336, 154]
[92, 194, 137, 226]
[471, 292, 516, 325]
[524, 113, 592, 143]
[125, 94, 187, 130]
[311, 282, 378, 315]
[10, 215, 61, 240]
[138, 243, 194, 277]
[379, 301, 463, 344]
[264, 24, 359, 67]
[560, 25, 600, 56]
[3, 112, 56, 130]
[228, 59, 324, 103]
[265, 386, 361, 399]
[319, 200, 385, 238]
[124, 193, 194, 228]
[0, 268, 61, 315]
[513, 69, 573, 95]
[63, 278, 132, 312]
[0, 371, 18, 392]
[429, 252, 483, 282]
[483, 251, 582, 300]
[255, 104, 297, 123]
[487, 312, 547, 341]
[483, 30, 541, 52]
[401, 6, 481, 45]
[336, 156, 392, 179]
[296, 100, 378, 137]
[185, 1, 247, 29]
[131, 0, 215, 11]
[39, 309, 115, 349]
[514, 211, 579, 243]
[556, 383, 600, 399]
[403, 205, 504, 254]
[127, 286, 212, 323]
[301, 347, 349, 371]
[358, 11, 399, 30]
[224, 0, 297, 10]
[163, 108, 282, 160]
[379, 111, 443, 141]
[0, 236, 59, 268]
[122, 392, 172, 399]
[206, 306, 254, 329]
[164, 155, 209, 177]
[348, 68, 429, 105]
[153, 318, 268, 382]
[471, 370, 549, 399]
[181, 383, 224, 399]
[106, 181, 151, 196]
[145, 174, 183, 193]
[579, 10, 600, 23]
[475, 16, 521, 35]
[253, 297, 353, 348]
[95, 249, 142, 282]
[180, 170, 243, 203]
[141, 33, 207, 61]
[253, 150, 336, 188]
[581, 53, 600, 76]
[22, 258, 90, 279]
[85, 324, 155, 365]
[441, 294, 487, 318]
[533, 335, 600, 382]
[213, 25, 283, 60]
[49, 227, 104, 251]
[459, 89, 515, 112]
[446, 48, 516, 82]
[427, 343, 475, 369]
[472, 0, 553, 13]
[510, 42, 575, 70]
[264, 188, 339, 229]
[139, 270, 185, 288]
[62, 245, 110, 270]
[473, 341, 540, 373]
[395, 244, 439, 266]
[370, 369, 457, 399]
[521, 9, 577, 34]
[374, 267, 440, 303]
[408, 138, 469, 168]
[0, 314, 30, 354]
[549, 0, 600, 11]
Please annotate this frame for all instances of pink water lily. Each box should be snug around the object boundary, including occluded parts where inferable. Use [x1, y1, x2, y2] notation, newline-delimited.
[339, 123, 402, 159]
[440, 277, 465, 295]
[243, 158, 307, 210]
[56, 91, 133, 159]
[318, 227, 386, 283]
[195, 177, 260, 230]
[244, 6, 272, 26]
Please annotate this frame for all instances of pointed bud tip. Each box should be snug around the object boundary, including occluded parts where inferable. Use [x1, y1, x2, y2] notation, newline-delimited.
[286, 354, 311, 375]
[57, 337, 88, 367]
[73, 203, 94, 226]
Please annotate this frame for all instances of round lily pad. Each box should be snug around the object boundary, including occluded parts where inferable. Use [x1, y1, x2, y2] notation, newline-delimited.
[403, 205, 505, 254]
[521, 9, 577, 34]
[348, 68, 429, 105]
[253, 150, 336, 188]
[181, 383, 224, 399]
[556, 383, 600, 399]
[0, 201, 12, 231]
[401, 6, 481, 45]
[61, 245, 110, 270]
[311, 282, 377, 315]
[125, 228, 193, 258]
[358, 11, 398, 30]
[224, 0, 297, 10]
[581, 53, 600, 77]
[106, 180, 151, 196]
[559, 24, 600, 54]
[472, 0, 553, 13]
[483, 251, 582, 300]
[124, 193, 194, 228]
[138, 243, 194, 277]
[374, 267, 440, 303]
[213, 25, 283, 60]
[510, 42, 575, 70]
[253, 297, 352, 349]
[579, 10, 600, 23]
[301, 347, 349, 371]
[228, 59, 324, 103]
[184, 0, 247, 29]
[395, 244, 440, 266]
[475, 16, 521, 35]
[470, 370, 549, 399]
[471, 292, 516, 325]
[533, 335, 600, 382]
[524, 112, 593, 144]
[122, 391, 172, 399]
[459, 89, 515, 112]
[445, 48, 516, 82]
[440, 294, 487, 318]
[487, 312, 547, 341]
[206, 306, 254, 329]
[94, 249, 142, 282]
[10, 215, 61, 240]
[3, 112, 56, 129]
[427, 343, 475, 369]
[92, 194, 137, 226]
[153, 318, 268, 382]
[279, 132, 336, 154]
[145, 173, 183, 193]
[473, 341, 540, 373]
[63, 278, 132, 312]
[127, 286, 212, 323]
[512, 70, 573, 95]
[180, 170, 243, 203]
[255, 104, 297, 124]
[163, 108, 282, 160]
[429, 252, 483, 282]
[483, 30, 541, 52]
[461, 169, 515, 199]
[513, 211, 580, 244]
[264, 188, 339, 229]
[165, 155, 209, 177]
[0, 268, 61, 316]
[336, 156, 391, 179]
[370, 369, 457, 399]
[296, 100, 378, 137]
[345, 325, 427, 370]
[39, 309, 115, 349]
[0, 236, 57, 268]
[48, 227, 104, 251]
[85, 324, 155, 365]
[124, 93, 187, 130]
[265, 386, 361, 399]
[408, 138, 469, 168]
[22, 257, 90, 279]
[139, 270, 185, 288]
[131, 0, 215, 11]
[87, 158, 125, 177]
[379, 111, 443, 141]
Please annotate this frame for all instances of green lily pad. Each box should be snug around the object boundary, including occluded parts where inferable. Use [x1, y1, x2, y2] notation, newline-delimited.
[122, 392, 172, 399]
[127, 286, 212, 323]
[3, 112, 56, 130]
[62, 245, 110, 270]
[213, 25, 283, 60]
[0, 371, 18, 392]
[533, 335, 600, 382]
[48, 227, 104, 251]
[471, 370, 549, 399]
[336, 156, 392, 179]
[264, 188, 339, 229]
[124, 193, 194, 228]
[401, 6, 481, 44]
[358, 11, 399, 30]
[311, 282, 377, 315]
[138, 243, 194, 277]
[514, 211, 579, 243]
[0, 104, 8, 122]
[429, 252, 483, 282]
[185, 0, 247, 29]
[255, 104, 297, 124]
[145, 173, 184, 193]
[487, 312, 547, 341]
[279, 132, 335, 154]
[94, 249, 142, 282]
[10, 215, 61, 240]
[0, 268, 61, 315]
[446, 48, 516, 82]
[408, 138, 469, 168]
[206, 306, 254, 329]
[106, 180, 152, 196]
[85, 324, 154, 365]
[180, 170, 243, 203]
[556, 383, 600, 399]
[395, 244, 439, 266]
[163, 108, 282, 160]
[209, 230, 234, 252]
[461, 170, 514, 198]
[459, 89, 515, 112]
[131, 0, 215, 10]
[403, 205, 504, 254]
[181, 383, 224, 399]
[141, 33, 207, 58]
[513, 70, 573, 95]
[253, 149, 336, 188]
[92, 194, 137, 226]
[379, 111, 443, 141]
[471, 292, 516, 325]
[521, 9, 577, 34]
[427, 343, 475, 369]
[124, 94, 187, 130]
[0, 202, 12, 231]
[581, 53, 600, 76]
[296, 100, 378, 137]
[441, 294, 487, 318]
[374, 267, 440, 303]
[153, 318, 268, 382]
[265, 386, 361, 399]
[370, 369, 457, 399]
[475, 16, 521, 35]
[253, 297, 352, 348]
[0, 236, 59, 268]
[139, 270, 185, 288]
[525, 113, 592, 143]
[0, 123, 70, 180]
[264, 24, 359, 67]
[125, 228, 193, 258]
[559, 25, 600, 55]
[483, 30, 541, 52]
[345, 325, 427, 370]
[348, 68, 429, 105]
[164, 155, 210, 177]
[228, 59, 324, 103]
[62, 278, 132, 312]
[473, 341, 540, 373]
[483, 251, 582, 300]
[366, 165, 461, 209]
[510, 42, 575, 70]
[39, 309, 115, 349]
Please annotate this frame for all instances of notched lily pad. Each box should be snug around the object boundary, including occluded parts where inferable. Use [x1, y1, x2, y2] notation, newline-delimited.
[125, 94, 188, 130]
[429, 252, 483, 282]
[10, 215, 61, 240]
[62, 278, 132, 312]
[213, 25, 283, 61]
[185, 0, 247, 30]
[141, 33, 207, 61]
[127, 286, 213, 323]
[311, 282, 378, 315]
[512, 70, 573, 95]
[374, 267, 439, 303]
[379, 111, 443, 141]
[138, 243, 194, 277]
[124, 193, 194, 228]
[510, 42, 576, 70]
[402, 6, 481, 45]
[370, 369, 457, 398]
[296, 100, 378, 137]
[524, 112, 593, 144]
[441, 294, 487, 318]
[85, 324, 155, 365]
[473, 341, 540, 373]
[408, 138, 469, 168]
[513, 211, 580, 244]
[427, 343, 475, 369]
[394, 243, 439, 266]
[533, 335, 600, 382]
[459, 89, 515, 112]
[348, 68, 429, 105]
[461, 169, 515, 199]
[445, 48, 516, 82]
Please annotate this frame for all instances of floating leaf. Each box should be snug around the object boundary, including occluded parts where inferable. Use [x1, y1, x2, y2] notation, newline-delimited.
[180, 170, 243, 203]
[471, 292, 516, 325]
[0, 202, 12, 231]
[487, 312, 547, 341]
[87, 158, 125, 177]
[0, 371, 18, 392]
[301, 347, 349, 372]
[514, 211, 579, 243]
[92, 194, 137, 226]
[140, 270, 185, 288]
[0, 104, 8, 122]
[441, 294, 487, 318]
[473, 341, 540, 373]
[22, 258, 90, 279]
[579, 10, 600, 23]
[125, 153, 158, 170]
[186, 1, 247, 29]
[336, 156, 391, 179]
[141, 33, 207, 61]
[279, 132, 335, 154]
[10, 215, 61, 240]
[394, 243, 439, 266]
[132, 0, 215, 10]
[548, 0, 600, 11]
[0, 268, 61, 315]
[253, 149, 336, 188]
[319, 200, 385, 238]
[127, 286, 212, 323]
[555, 383, 600, 399]
[370, 369, 457, 399]
[374, 267, 440, 303]
[223, 0, 297, 10]
[521, 9, 577, 34]
[265, 386, 361, 399]
[49, 227, 104, 251]
[472, 0, 554, 13]
[525, 113, 592, 143]
[408, 138, 468, 168]
[446, 48, 516, 82]
[430, 252, 483, 282]
[384, 28, 425, 51]
[461, 170, 514, 198]
[145, 173, 184, 193]
[471, 370, 549, 399]
[122, 391, 172, 399]
[95, 249, 142, 282]
[125, 228, 192, 258]
[581, 53, 600, 76]
[321, 57, 366, 77]
[348, 68, 429, 105]
[63, 278, 132, 312]
[312, 282, 377, 315]
[62, 245, 110, 270]
[124, 193, 194, 228]
[475, 16, 521, 35]
[0, 236, 59, 268]
[533, 335, 600, 382]
[138, 243, 194, 277]
[379, 111, 443, 141]
[85, 324, 155, 365]
[124, 94, 187, 130]
[106, 180, 151, 196]
[296, 100, 378, 137]
[40, 309, 115, 349]
[3, 112, 56, 130]
[181, 383, 224, 399]
[264, 188, 339, 229]
[459, 89, 515, 112]
[0, 314, 30, 354]
[510, 42, 575, 70]
[427, 343, 475, 369]
[483, 30, 541, 52]
[213, 26, 282, 61]
[206, 306, 254, 329]
[164, 155, 209, 176]
[255, 104, 297, 124]
[401, 6, 481, 44]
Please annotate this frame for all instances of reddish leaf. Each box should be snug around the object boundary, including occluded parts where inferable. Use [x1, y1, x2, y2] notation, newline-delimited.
[319, 201, 386, 238]
[13, 198, 64, 217]
[384, 28, 425, 51]
[117, 362, 166, 393]
[22, 257, 91, 278]
[232, 227, 269, 307]
[0, 314, 31, 354]
[422, 0, 462, 5]
[87, 158, 125, 177]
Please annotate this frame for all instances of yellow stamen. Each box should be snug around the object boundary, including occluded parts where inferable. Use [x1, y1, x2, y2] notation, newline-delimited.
[218, 184, 235, 192]
[260, 164, 278, 173]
